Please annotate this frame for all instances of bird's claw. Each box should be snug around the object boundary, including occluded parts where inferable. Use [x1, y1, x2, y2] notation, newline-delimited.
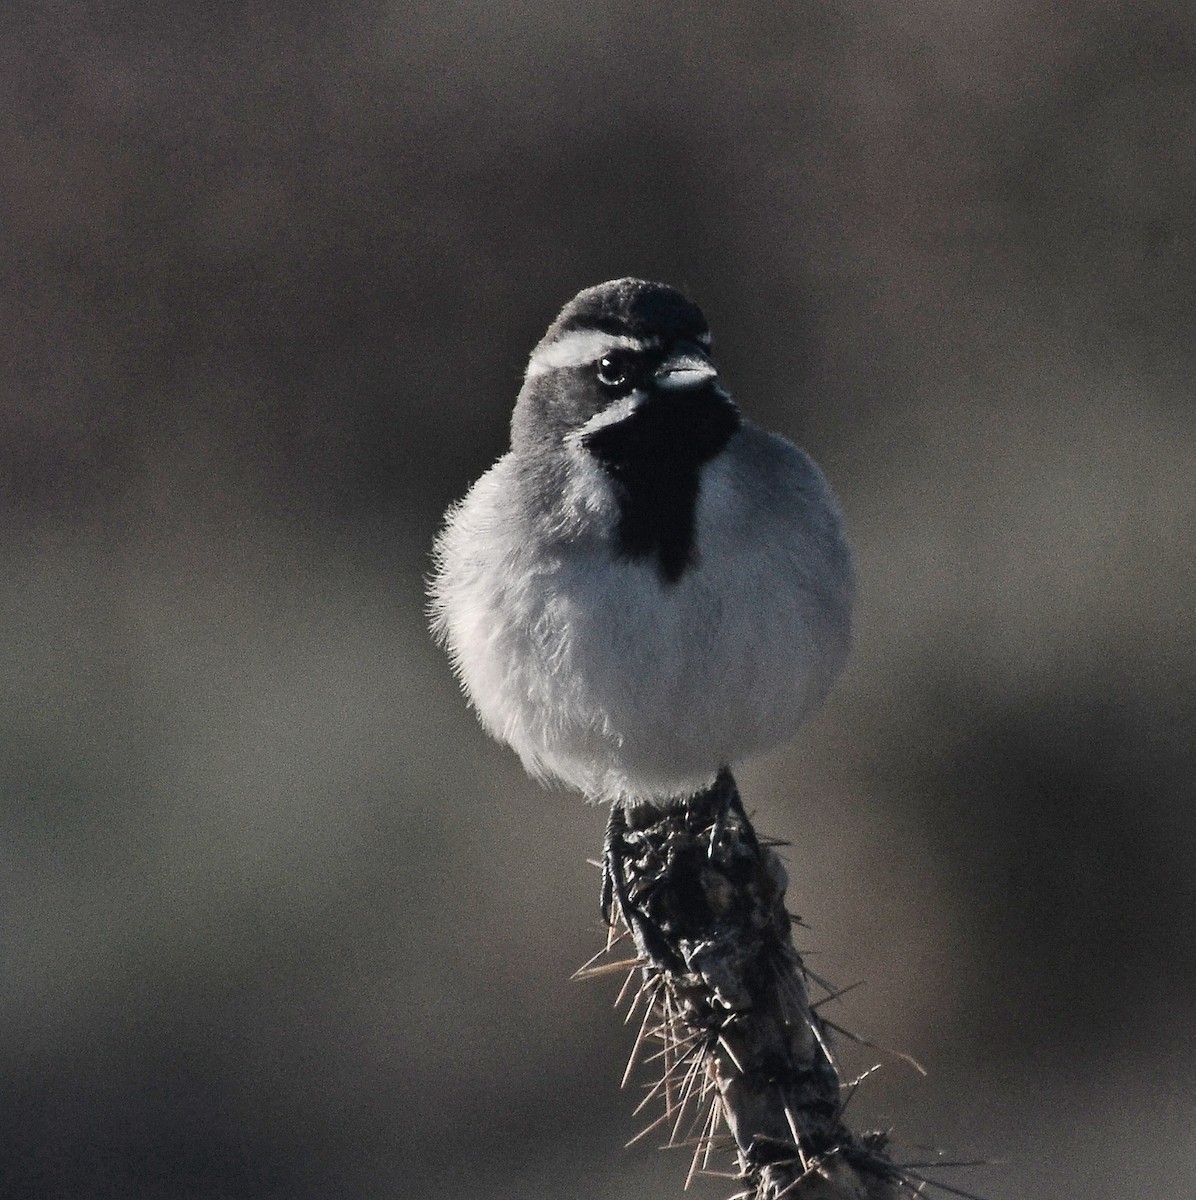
[601, 803, 629, 929]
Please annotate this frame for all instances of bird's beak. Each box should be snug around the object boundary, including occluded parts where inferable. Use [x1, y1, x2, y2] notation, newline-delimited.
[654, 345, 717, 391]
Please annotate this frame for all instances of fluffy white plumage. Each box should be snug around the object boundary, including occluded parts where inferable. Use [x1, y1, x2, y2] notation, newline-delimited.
[428, 279, 854, 807]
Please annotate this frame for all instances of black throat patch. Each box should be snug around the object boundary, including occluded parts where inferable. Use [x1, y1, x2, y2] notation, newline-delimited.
[582, 388, 740, 584]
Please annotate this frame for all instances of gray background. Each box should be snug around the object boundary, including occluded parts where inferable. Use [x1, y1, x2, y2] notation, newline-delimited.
[3, 3, 1194, 1198]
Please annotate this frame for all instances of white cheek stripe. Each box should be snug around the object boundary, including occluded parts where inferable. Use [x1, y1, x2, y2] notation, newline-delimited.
[525, 330, 647, 378]
[568, 393, 643, 443]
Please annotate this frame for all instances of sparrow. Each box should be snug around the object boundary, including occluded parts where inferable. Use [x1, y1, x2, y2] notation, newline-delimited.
[428, 279, 854, 917]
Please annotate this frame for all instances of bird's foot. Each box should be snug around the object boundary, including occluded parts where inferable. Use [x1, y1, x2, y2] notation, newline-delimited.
[600, 802, 629, 930]
[601, 802, 679, 965]
[707, 767, 750, 860]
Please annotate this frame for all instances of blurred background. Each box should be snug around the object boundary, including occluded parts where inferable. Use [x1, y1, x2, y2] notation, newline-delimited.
[3, 3, 1194, 1197]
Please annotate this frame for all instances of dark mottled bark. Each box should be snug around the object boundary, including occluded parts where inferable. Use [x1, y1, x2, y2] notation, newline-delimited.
[597, 769, 906, 1200]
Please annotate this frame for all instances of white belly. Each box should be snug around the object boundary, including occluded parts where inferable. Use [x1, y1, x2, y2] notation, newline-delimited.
[431, 432, 853, 804]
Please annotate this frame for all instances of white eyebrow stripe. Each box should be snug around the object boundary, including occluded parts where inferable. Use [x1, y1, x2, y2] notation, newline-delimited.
[525, 330, 649, 378]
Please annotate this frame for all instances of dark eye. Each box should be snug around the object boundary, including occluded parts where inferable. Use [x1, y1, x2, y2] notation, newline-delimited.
[596, 350, 638, 389]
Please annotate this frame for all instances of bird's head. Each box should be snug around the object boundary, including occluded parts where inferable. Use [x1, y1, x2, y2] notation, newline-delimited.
[511, 279, 740, 468]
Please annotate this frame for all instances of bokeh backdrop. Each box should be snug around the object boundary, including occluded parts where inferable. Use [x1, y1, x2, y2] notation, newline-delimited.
[3, 3, 1195, 1198]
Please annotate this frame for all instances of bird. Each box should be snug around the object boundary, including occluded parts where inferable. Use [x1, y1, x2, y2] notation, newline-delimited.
[428, 278, 855, 921]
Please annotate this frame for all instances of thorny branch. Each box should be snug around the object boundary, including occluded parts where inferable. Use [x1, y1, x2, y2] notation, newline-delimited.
[577, 769, 957, 1200]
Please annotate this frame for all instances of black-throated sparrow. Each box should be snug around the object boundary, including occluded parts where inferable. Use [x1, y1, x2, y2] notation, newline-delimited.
[429, 279, 854, 905]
